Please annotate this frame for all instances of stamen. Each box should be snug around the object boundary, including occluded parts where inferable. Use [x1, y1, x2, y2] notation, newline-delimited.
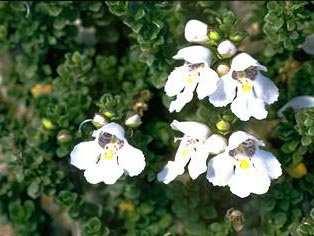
[231, 66, 258, 81]
[242, 139, 255, 147]
[178, 136, 200, 158]
[242, 139, 256, 157]
[229, 149, 238, 157]
[229, 139, 256, 158]
[245, 147, 256, 157]
[184, 63, 205, 86]
[244, 66, 258, 80]
[187, 63, 204, 71]
[98, 132, 113, 148]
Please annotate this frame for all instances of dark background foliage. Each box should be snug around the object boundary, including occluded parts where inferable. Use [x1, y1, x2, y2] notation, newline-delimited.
[0, 1, 313, 235]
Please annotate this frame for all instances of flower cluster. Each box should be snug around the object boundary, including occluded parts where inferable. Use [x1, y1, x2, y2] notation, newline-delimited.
[157, 121, 282, 198]
[165, 19, 279, 121]
[158, 19, 283, 198]
[69, 19, 314, 199]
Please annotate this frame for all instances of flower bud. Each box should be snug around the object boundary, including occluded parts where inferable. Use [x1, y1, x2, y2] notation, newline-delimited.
[217, 40, 237, 58]
[57, 130, 72, 143]
[42, 118, 54, 130]
[125, 114, 142, 128]
[118, 200, 135, 213]
[104, 111, 114, 119]
[207, 134, 227, 154]
[288, 162, 307, 179]
[226, 208, 244, 232]
[216, 64, 230, 76]
[229, 34, 244, 43]
[208, 31, 220, 42]
[92, 114, 107, 128]
[184, 19, 209, 43]
[216, 120, 231, 132]
[31, 84, 53, 97]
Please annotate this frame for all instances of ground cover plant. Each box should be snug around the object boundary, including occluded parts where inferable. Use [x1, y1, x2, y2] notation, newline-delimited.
[0, 1, 314, 235]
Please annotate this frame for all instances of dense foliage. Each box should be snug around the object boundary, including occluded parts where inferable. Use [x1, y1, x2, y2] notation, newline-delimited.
[0, 1, 313, 235]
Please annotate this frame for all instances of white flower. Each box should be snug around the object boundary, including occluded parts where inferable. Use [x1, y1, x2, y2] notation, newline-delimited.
[216, 64, 230, 77]
[92, 113, 107, 127]
[184, 19, 209, 43]
[208, 53, 279, 121]
[302, 34, 314, 55]
[165, 46, 220, 112]
[157, 120, 227, 184]
[217, 40, 237, 58]
[207, 131, 282, 198]
[277, 96, 314, 118]
[70, 122, 145, 184]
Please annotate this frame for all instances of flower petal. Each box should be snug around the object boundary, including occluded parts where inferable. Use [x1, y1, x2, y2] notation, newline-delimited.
[228, 131, 264, 151]
[302, 34, 314, 55]
[164, 66, 187, 97]
[208, 75, 237, 107]
[277, 96, 314, 118]
[203, 134, 227, 155]
[231, 92, 267, 121]
[170, 120, 211, 140]
[247, 95, 268, 120]
[196, 67, 219, 99]
[254, 73, 279, 105]
[173, 46, 212, 65]
[206, 153, 235, 186]
[169, 89, 194, 113]
[230, 93, 251, 121]
[253, 149, 282, 179]
[70, 141, 101, 170]
[118, 141, 146, 177]
[187, 148, 209, 180]
[228, 167, 270, 198]
[231, 53, 267, 71]
[157, 161, 185, 184]
[92, 122, 125, 140]
[160, 136, 196, 182]
[84, 159, 124, 185]
[173, 137, 194, 169]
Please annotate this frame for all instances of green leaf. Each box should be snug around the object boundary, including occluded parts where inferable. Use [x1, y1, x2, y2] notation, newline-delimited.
[27, 179, 41, 199]
[274, 212, 287, 227]
[84, 217, 102, 235]
[57, 191, 77, 207]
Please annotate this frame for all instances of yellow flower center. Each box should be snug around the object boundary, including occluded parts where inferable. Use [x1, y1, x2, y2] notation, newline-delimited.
[101, 143, 117, 160]
[184, 65, 204, 86]
[179, 147, 190, 158]
[239, 159, 250, 169]
[184, 73, 197, 85]
[238, 77, 253, 93]
[288, 162, 307, 179]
